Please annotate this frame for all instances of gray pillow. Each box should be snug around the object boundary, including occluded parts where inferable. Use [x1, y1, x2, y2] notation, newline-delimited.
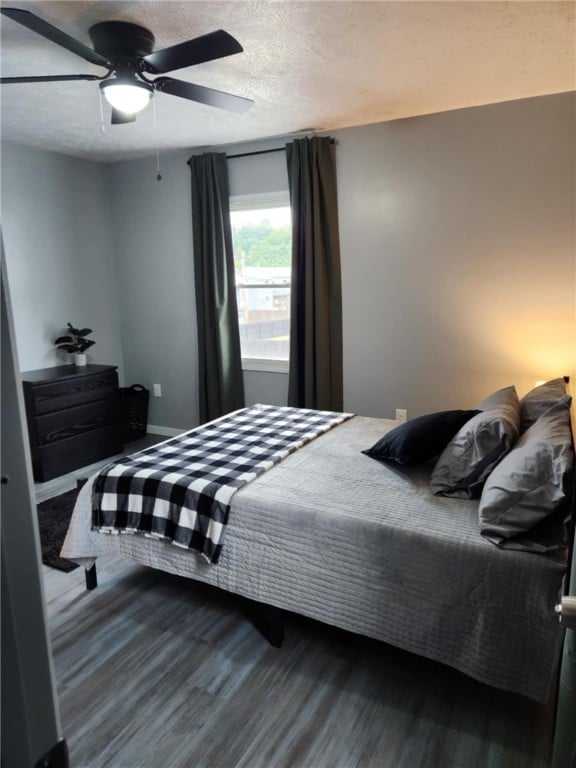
[430, 385, 520, 498]
[478, 397, 574, 552]
[476, 384, 519, 411]
[519, 378, 567, 432]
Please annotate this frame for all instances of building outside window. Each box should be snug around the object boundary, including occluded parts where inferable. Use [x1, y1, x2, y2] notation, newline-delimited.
[230, 193, 291, 373]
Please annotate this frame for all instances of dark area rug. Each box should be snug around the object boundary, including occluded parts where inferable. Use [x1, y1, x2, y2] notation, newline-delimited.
[37, 480, 85, 572]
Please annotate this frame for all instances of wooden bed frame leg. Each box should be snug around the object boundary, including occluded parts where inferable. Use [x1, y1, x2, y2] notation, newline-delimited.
[244, 601, 285, 647]
[85, 563, 97, 591]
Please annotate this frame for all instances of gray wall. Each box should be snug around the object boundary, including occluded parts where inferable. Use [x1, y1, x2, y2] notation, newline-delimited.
[108, 152, 197, 430]
[334, 91, 576, 418]
[2, 92, 574, 430]
[110, 92, 575, 428]
[1, 142, 124, 378]
[108, 139, 290, 430]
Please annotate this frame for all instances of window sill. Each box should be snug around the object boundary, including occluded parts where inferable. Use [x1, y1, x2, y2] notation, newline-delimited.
[242, 358, 289, 374]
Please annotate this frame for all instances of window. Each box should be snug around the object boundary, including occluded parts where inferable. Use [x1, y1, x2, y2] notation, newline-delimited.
[230, 193, 291, 373]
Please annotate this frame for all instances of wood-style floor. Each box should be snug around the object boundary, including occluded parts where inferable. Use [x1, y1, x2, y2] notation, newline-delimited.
[40, 437, 555, 768]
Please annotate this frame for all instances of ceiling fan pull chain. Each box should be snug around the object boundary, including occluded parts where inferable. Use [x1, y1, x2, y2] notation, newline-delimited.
[98, 88, 107, 135]
[152, 96, 162, 181]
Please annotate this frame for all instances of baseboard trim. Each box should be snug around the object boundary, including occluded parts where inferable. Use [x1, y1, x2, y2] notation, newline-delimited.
[146, 424, 186, 437]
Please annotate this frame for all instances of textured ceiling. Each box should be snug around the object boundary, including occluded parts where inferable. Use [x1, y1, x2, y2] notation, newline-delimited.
[1, 1, 574, 163]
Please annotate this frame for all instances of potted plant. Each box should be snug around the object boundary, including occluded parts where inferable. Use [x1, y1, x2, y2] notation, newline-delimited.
[55, 323, 95, 366]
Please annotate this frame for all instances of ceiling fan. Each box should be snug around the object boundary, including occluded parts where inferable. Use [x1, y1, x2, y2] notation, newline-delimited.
[0, 7, 254, 124]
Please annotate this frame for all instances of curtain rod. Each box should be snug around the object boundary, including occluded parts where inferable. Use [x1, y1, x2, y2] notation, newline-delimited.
[227, 147, 285, 160]
[187, 138, 335, 164]
[228, 138, 335, 160]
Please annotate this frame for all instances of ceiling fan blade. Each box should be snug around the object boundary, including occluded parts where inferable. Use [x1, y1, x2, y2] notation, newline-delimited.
[1, 7, 111, 68]
[142, 30, 242, 74]
[1, 74, 102, 84]
[153, 77, 253, 113]
[111, 109, 136, 125]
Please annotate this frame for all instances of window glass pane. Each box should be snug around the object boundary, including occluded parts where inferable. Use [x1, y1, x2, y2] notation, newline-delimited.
[231, 205, 291, 361]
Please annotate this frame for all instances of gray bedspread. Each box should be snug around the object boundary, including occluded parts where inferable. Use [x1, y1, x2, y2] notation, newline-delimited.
[62, 415, 567, 702]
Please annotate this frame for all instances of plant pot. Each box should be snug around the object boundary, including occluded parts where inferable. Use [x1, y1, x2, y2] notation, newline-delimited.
[74, 353, 87, 367]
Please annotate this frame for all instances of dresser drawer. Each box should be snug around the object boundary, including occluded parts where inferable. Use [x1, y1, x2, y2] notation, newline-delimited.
[22, 364, 123, 481]
[35, 396, 120, 446]
[37, 424, 123, 480]
[31, 371, 119, 415]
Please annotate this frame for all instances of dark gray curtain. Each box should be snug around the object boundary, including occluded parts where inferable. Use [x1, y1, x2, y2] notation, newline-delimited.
[189, 152, 244, 422]
[286, 137, 343, 411]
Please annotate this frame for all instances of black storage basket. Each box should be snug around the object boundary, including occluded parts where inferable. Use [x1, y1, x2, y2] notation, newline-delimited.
[121, 385, 149, 442]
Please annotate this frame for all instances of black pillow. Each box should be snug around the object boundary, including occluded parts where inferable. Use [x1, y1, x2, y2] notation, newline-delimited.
[363, 410, 481, 465]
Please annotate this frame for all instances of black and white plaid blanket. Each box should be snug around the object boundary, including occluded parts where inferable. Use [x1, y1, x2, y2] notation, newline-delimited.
[92, 404, 353, 563]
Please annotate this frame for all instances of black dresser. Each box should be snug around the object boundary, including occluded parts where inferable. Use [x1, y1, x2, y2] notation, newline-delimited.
[21, 364, 123, 482]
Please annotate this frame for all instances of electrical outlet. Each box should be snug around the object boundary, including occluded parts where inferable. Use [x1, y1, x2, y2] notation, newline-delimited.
[395, 408, 407, 423]
[153, 383, 162, 398]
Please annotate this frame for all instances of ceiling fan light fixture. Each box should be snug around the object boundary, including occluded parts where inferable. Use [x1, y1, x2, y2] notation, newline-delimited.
[100, 79, 153, 114]
[1, 9, 253, 124]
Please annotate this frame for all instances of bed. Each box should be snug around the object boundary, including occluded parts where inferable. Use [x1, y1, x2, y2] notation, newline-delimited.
[62, 390, 575, 704]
